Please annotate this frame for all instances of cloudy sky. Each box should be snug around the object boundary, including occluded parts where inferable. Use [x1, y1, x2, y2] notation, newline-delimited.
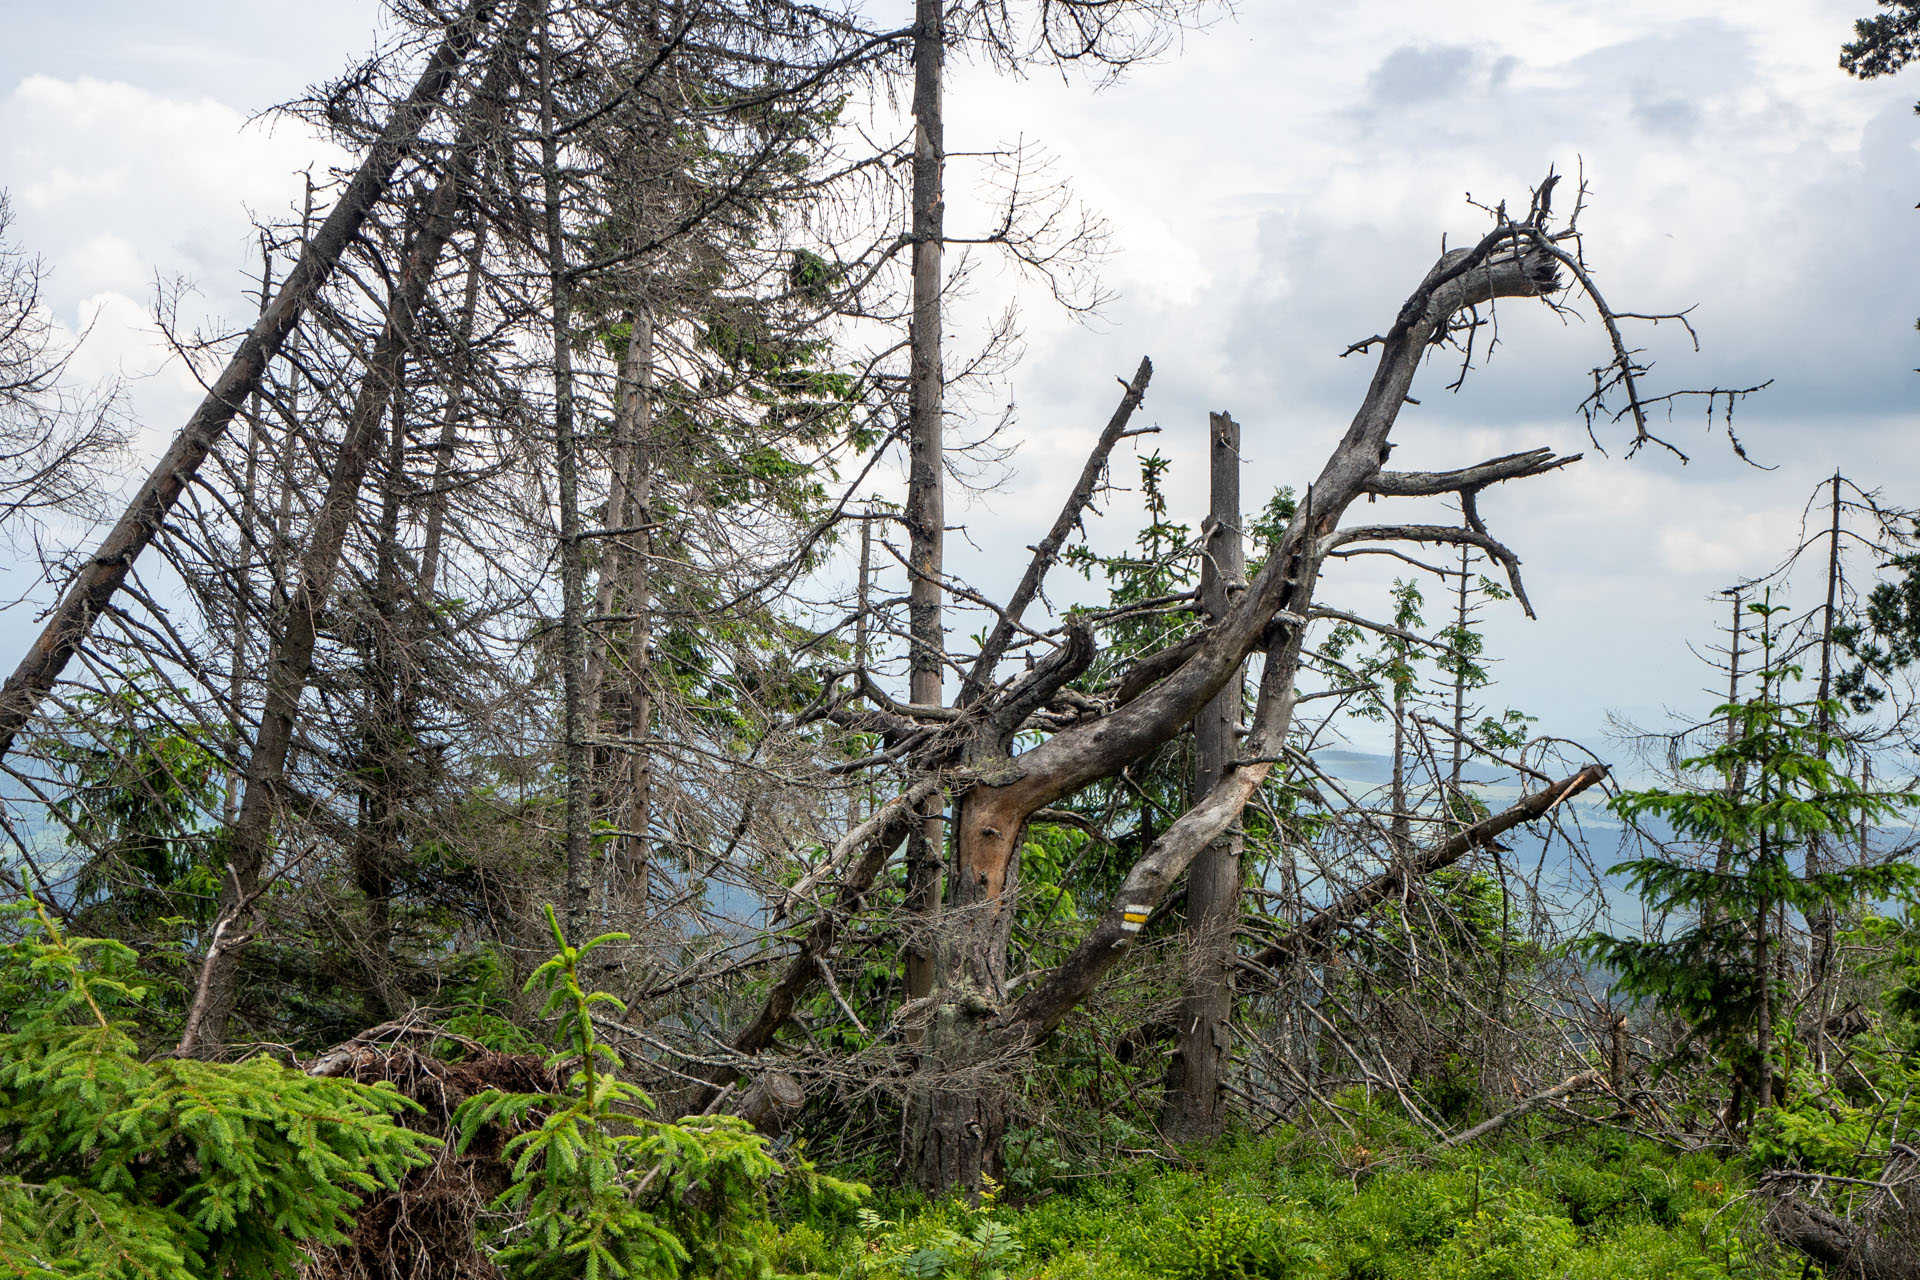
[2, 0, 1916, 774]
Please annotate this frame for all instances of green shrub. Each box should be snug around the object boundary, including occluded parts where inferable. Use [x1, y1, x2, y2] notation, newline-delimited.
[456, 906, 865, 1280]
[0, 897, 436, 1280]
[1139, 1195, 1324, 1279]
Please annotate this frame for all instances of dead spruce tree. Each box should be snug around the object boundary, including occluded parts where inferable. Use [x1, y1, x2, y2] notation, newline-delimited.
[0, 0, 504, 762]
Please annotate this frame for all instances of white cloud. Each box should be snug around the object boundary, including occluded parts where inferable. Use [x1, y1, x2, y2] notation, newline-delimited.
[925, 0, 1920, 763]
[0, 74, 346, 473]
[4, 0, 1919, 776]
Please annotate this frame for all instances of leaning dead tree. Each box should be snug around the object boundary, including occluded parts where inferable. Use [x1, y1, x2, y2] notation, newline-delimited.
[0, 0, 505, 761]
[707, 175, 1737, 1190]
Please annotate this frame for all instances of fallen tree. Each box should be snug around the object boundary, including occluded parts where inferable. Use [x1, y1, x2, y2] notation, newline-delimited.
[709, 176, 1729, 1189]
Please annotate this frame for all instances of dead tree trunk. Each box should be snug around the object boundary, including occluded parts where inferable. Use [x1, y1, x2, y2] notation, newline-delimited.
[585, 304, 657, 920]
[538, 11, 593, 943]
[904, 230, 1563, 1190]
[174, 12, 533, 1056]
[902, 0, 947, 1009]
[1809, 469, 1844, 1073]
[1161, 410, 1245, 1144]
[348, 359, 413, 1016]
[0, 0, 499, 760]
[418, 221, 488, 597]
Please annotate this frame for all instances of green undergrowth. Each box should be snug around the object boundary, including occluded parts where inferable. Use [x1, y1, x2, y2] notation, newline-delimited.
[763, 1106, 1788, 1280]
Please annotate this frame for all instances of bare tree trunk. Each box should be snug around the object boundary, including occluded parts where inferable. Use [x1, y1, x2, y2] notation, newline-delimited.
[418, 220, 488, 597]
[1768, 1194, 1920, 1280]
[902, 0, 946, 1009]
[1704, 589, 1745, 936]
[350, 358, 412, 1015]
[619, 308, 656, 913]
[174, 11, 531, 1056]
[1449, 545, 1469, 790]
[1756, 835, 1774, 1113]
[1809, 469, 1843, 1074]
[1161, 410, 1245, 1144]
[225, 239, 273, 827]
[0, 0, 498, 761]
[1438, 1069, 1603, 1148]
[1390, 678, 1410, 852]
[537, 11, 593, 943]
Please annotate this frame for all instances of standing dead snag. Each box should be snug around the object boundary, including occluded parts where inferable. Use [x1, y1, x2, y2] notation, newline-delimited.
[1161, 410, 1247, 1144]
[902, 0, 949, 1014]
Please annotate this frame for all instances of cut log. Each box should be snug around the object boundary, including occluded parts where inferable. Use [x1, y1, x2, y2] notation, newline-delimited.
[733, 1070, 806, 1136]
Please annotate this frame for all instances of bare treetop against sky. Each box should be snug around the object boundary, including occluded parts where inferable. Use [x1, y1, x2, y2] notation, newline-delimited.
[0, 0, 1916, 758]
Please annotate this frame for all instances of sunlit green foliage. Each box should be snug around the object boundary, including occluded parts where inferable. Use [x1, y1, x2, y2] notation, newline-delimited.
[837, 1113, 1783, 1280]
[456, 906, 865, 1280]
[1579, 598, 1920, 1108]
[0, 898, 436, 1280]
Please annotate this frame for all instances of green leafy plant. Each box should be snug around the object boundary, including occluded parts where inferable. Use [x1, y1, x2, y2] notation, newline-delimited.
[457, 905, 863, 1280]
[858, 1178, 1025, 1280]
[0, 896, 436, 1280]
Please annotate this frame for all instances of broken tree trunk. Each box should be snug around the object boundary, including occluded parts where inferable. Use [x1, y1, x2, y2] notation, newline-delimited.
[1438, 1068, 1605, 1149]
[903, 228, 1562, 1190]
[902, 0, 948, 1012]
[1161, 410, 1246, 1144]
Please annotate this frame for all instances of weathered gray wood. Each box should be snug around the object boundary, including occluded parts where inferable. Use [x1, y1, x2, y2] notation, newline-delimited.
[901, 0, 948, 1013]
[1162, 410, 1246, 1143]
[733, 1071, 806, 1136]
[1439, 1069, 1604, 1149]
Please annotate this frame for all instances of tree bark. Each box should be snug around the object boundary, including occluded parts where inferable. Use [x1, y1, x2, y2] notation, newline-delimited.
[620, 310, 656, 914]
[0, 0, 499, 761]
[1809, 469, 1843, 1073]
[732, 1071, 806, 1136]
[583, 305, 656, 920]
[1161, 410, 1245, 1143]
[902, 0, 948, 1011]
[349, 355, 412, 1015]
[417, 220, 488, 598]
[538, 11, 593, 943]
